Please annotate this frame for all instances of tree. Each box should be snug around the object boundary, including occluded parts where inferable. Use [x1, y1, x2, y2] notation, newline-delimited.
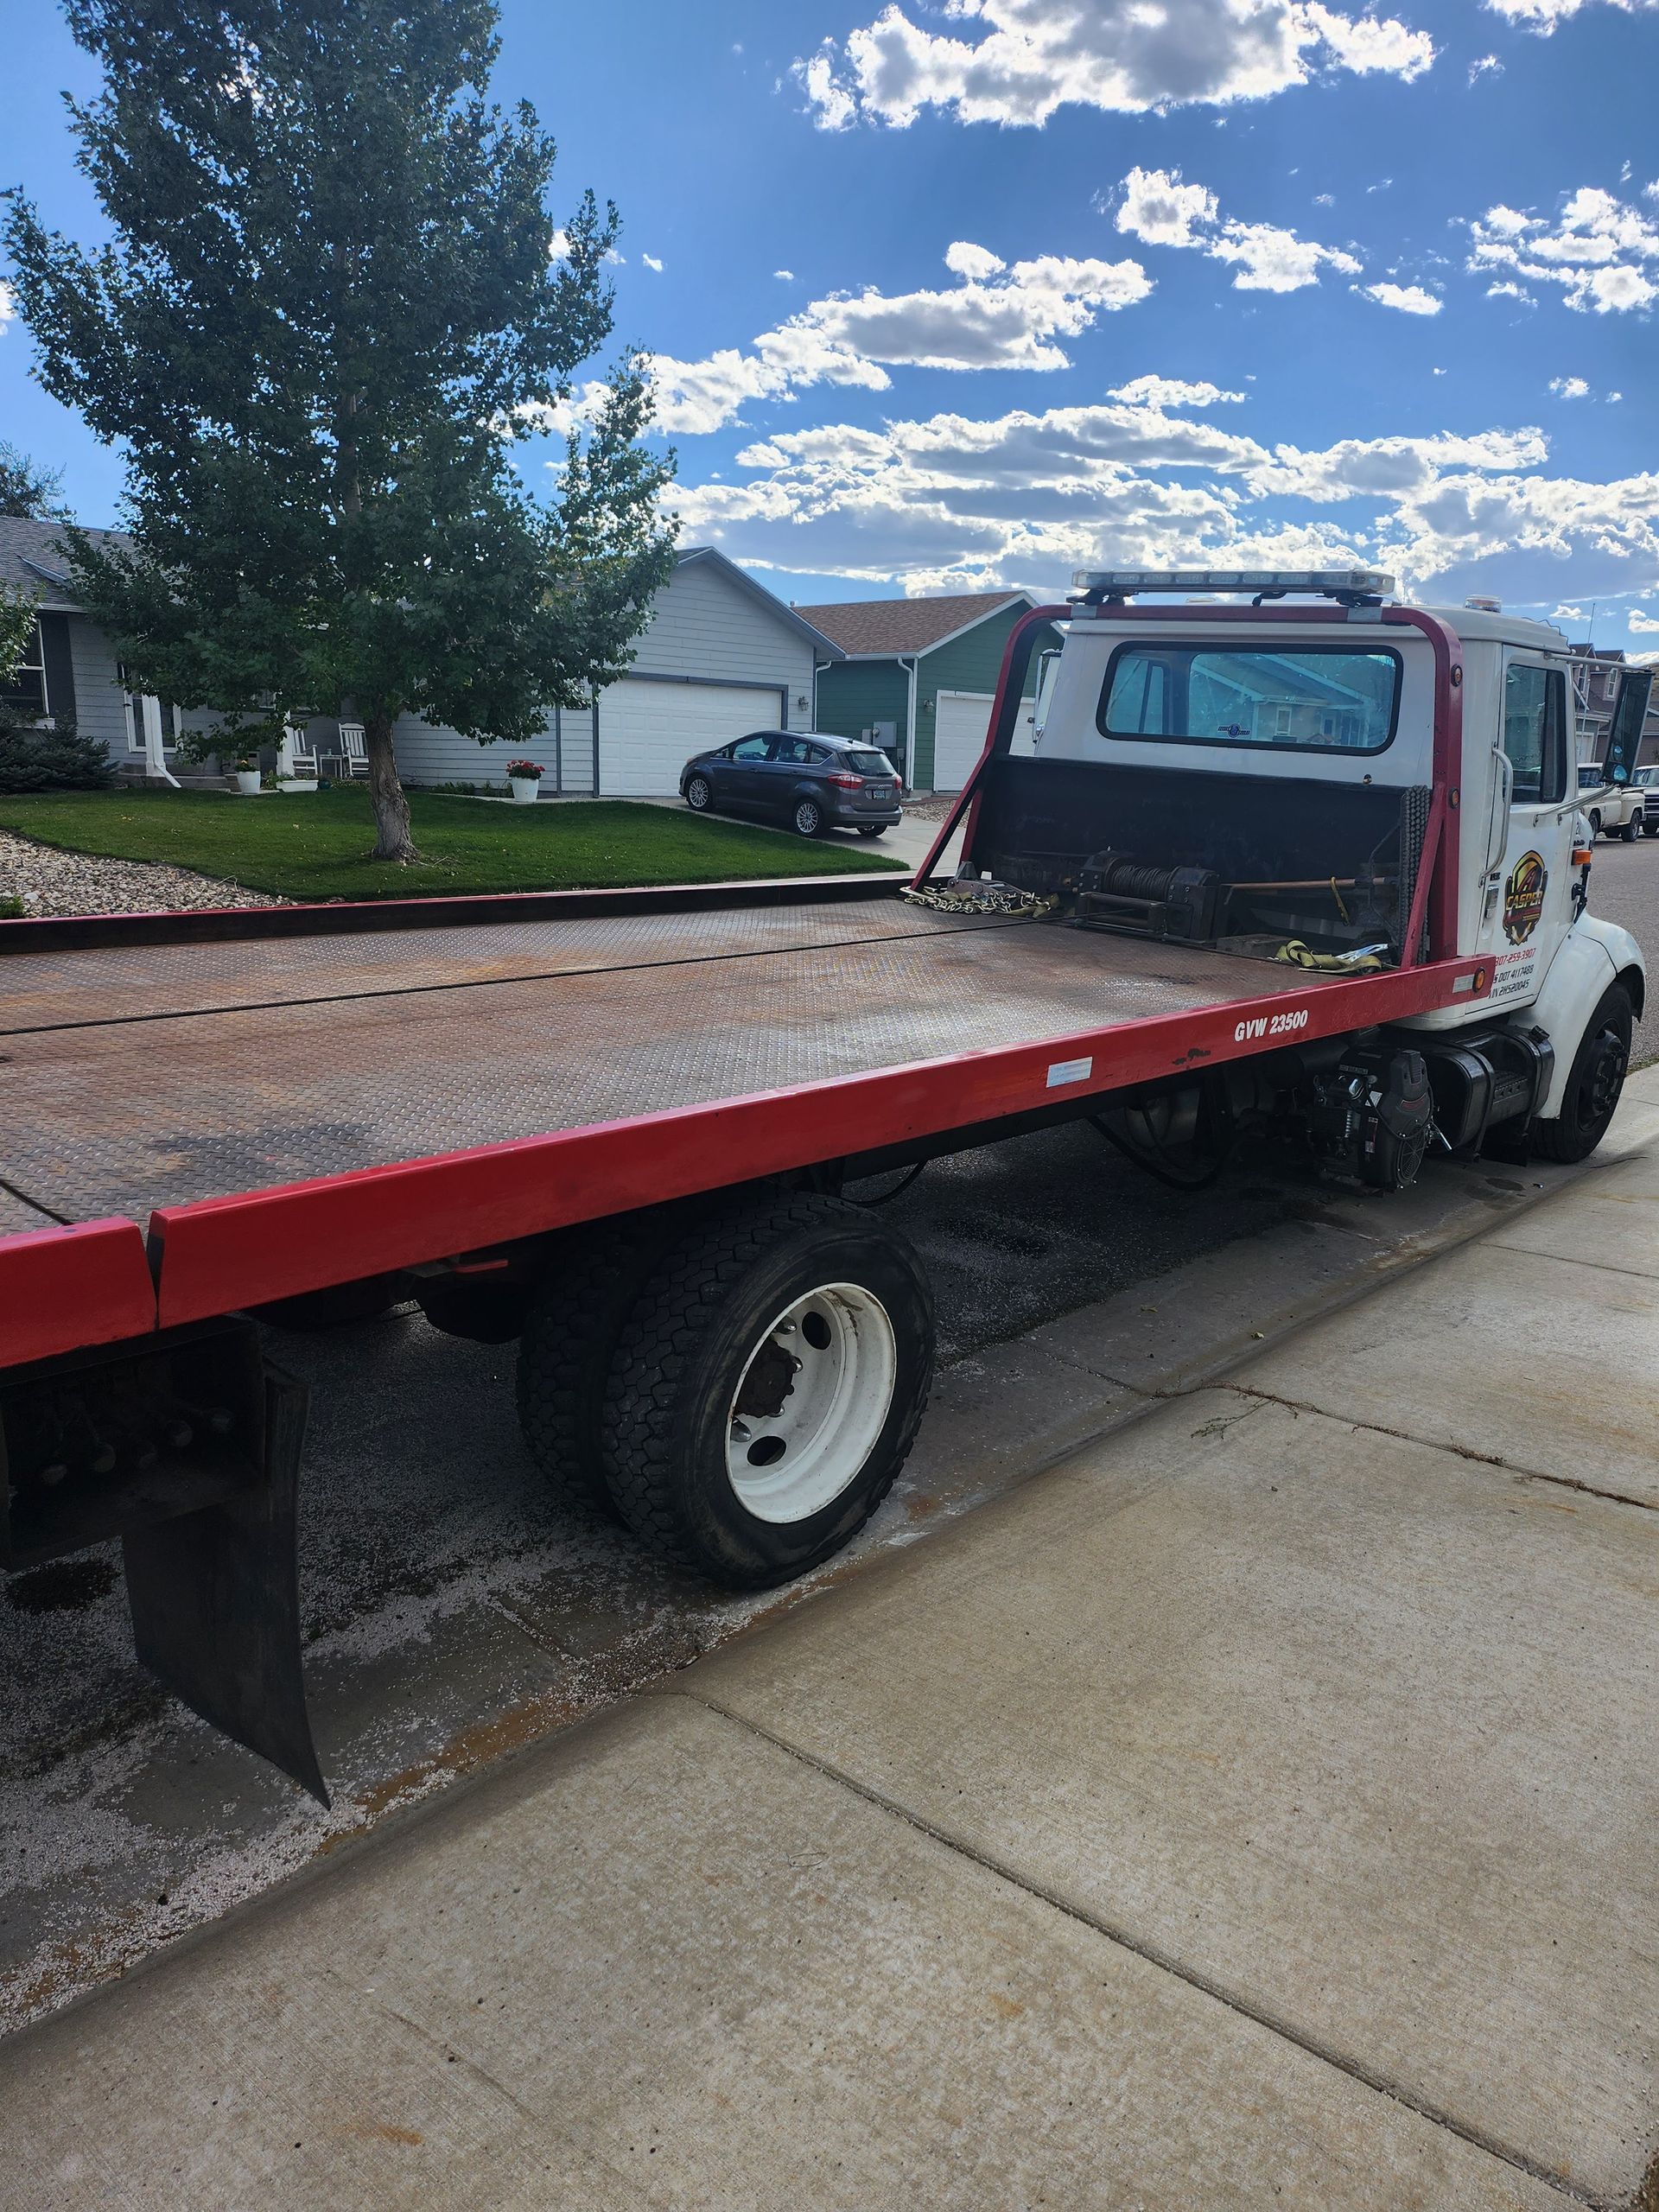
[0, 443, 70, 521]
[6, 0, 677, 860]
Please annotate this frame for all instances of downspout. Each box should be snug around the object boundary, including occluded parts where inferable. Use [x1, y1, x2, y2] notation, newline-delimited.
[554, 703, 563, 795]
[902, 654, 918, 794]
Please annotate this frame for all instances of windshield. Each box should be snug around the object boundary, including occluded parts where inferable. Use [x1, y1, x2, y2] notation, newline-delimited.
[1098, 644, 1402, 754]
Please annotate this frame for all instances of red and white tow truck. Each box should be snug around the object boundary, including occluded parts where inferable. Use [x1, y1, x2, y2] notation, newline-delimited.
[0, 569, 1643, 1799]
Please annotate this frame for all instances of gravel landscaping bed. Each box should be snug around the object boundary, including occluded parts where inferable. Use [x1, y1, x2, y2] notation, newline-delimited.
[0, 829, 290, 918]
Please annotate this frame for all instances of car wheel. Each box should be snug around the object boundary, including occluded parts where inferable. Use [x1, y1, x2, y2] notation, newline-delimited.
[1587, 811, 1601, 840]
[1619, 817, 1640, 842]
[855, 824, 887, 838]
[1534, 984, 1632, 1164]
[793, 797, 824, 838]
[601, 1193, 934, 1586]
[685, 774, 712, 812]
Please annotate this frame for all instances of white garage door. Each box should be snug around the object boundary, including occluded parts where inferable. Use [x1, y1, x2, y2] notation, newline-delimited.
[931, 690, 1037, 793]
[598, 679, 784, 796]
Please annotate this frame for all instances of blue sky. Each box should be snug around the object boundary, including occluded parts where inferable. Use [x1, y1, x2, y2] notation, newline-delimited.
[3, 0, 1657, 645]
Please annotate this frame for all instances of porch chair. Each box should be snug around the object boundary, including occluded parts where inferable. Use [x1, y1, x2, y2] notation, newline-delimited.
[278, 723, 320, 779]
[327, 721, 371, 780]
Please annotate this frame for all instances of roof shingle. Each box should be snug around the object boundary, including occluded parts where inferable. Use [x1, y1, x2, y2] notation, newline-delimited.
[795, 589, 1032, 657]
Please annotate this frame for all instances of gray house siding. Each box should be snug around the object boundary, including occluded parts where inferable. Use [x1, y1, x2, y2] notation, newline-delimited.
[67, 617, 131, 756]
[392, 550, 824, 797]
[620, 556, 818, 735]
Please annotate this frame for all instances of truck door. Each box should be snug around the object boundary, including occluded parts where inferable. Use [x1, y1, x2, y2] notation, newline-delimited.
[1481, 658, 1576, 1012]
[1599, 666, 1652, 797]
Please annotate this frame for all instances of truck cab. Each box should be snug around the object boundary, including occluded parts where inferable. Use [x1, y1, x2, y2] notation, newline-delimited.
[976, 569, 1644, 1165]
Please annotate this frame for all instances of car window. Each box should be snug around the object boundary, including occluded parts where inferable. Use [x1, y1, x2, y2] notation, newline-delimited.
[846, 748, 894, 774]
[1503, 664, 1567, 804]
[730, 736, 772, 761]
[769, 736, 817, 764]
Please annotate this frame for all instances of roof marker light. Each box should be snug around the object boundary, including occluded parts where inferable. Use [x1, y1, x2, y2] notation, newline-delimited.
[1069, 567, 1395, 601]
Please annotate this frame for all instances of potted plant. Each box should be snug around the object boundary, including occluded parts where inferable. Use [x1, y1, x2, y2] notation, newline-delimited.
[505, 758, 544, 804]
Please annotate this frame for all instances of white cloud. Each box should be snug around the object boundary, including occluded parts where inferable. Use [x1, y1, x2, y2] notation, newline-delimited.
[1485, 0, 1657, 25]
[0, 280, 15, 330]
[1468, 52, 1503, 79]
[1552, 603, 1586, 620]
[774, 270, 796, 281]
[1549, 374, 1591, 397]
[1363, 280, 1442, 314]
[794, 0, 1433, 131]
[1629, 608, 1659, 632]
[1114, 165, 1361, 291]
[1108, 374, 1246, 408]
[671, 387, 1659, 604]
[641, 253, 664, 272]
[1486, 280, 1535, 302]
[793, 44, 855, 128]
[623, 241, 1154, 435]
[1469, 184, 1659, 313]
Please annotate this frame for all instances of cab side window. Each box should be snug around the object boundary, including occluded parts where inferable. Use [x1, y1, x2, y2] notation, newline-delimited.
[1502, 664, 1567, 805]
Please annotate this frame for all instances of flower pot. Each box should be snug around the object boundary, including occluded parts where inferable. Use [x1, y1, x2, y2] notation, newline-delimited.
[276, 777, 318, 794]
[233, 769, 263, 795]
[508, 776, 542, 804]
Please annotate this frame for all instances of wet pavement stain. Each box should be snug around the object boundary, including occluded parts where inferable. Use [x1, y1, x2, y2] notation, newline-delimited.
[4, 1559, 119, 1616]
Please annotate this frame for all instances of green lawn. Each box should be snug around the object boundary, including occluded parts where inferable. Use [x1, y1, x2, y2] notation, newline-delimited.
[0, 787, 906, 900]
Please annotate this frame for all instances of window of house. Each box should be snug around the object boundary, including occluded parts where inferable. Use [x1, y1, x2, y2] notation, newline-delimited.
[1502, 663, 1567, 804]
[1098, 645, 1401, 753]
[2, 620, 48, 719]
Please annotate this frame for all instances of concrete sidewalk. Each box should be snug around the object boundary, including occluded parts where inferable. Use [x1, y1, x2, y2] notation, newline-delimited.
[5, 1075, 1658, 2210]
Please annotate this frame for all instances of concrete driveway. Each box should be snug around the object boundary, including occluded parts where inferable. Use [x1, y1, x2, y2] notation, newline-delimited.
[4, 1070, 1656, 2209]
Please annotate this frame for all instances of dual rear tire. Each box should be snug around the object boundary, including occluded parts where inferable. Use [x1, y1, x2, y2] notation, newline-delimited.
[516, 1194, 934, 1586]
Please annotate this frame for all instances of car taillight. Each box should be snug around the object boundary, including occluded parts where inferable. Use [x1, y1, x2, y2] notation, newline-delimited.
[827, 772, 863, 790]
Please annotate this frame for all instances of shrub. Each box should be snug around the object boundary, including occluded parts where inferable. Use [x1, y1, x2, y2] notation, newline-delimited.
[0, 715, 118, 792]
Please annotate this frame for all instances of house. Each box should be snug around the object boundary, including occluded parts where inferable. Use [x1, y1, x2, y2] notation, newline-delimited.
[1, 522, 844, 791]
[803, 590, 1064, 792]
[392, 548, 843, 795]
[0, 515, 190, 773]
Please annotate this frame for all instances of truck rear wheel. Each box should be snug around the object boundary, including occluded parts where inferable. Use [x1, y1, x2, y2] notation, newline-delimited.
[516, 1224, 669, 1521]
[1534, 984, 1632, 1164]
[601, 1193, 934, 1586]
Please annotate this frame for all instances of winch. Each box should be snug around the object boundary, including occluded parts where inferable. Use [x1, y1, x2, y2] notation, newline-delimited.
[1073, 851, 1220, 944]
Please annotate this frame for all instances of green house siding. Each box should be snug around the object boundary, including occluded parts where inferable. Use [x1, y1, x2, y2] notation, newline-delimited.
[813, 602, 1062, 788]
[914, 606, 1057, 789]
[814, 661, 911, 753]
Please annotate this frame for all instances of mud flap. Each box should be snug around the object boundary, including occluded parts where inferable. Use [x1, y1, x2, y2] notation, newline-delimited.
[124, 1369, 328, 1806]
[0, 1321, 328, 1806]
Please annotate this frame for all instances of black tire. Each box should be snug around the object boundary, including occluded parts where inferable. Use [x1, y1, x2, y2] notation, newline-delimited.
[684, 774, 712, 812]
[855, 823, 887, 838]
[1534, 984, 1633, 1163]
[1619, 817, 1640, 842]
[601, 1192, 934, 1586]
[1587, 811, 1602, 841]
[792, 797, 824, 838]
[516, 1223, 672, 1520]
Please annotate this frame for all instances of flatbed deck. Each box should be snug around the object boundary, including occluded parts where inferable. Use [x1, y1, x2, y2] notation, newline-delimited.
[0, 888, 1487, 1357]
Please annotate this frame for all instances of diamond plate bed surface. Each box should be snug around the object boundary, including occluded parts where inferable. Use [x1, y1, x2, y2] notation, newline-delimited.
[0, 902, 1330, 1230]
[0, 897, 978, 1034]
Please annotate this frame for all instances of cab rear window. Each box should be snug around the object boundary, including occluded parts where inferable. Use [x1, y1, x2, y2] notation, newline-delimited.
[1098, 644, 1402, 754]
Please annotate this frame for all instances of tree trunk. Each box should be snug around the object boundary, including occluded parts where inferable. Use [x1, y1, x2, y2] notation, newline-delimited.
[363, 709, 416, 862]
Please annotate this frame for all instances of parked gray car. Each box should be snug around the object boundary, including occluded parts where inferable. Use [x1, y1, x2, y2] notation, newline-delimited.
[680, 730, 903, 838]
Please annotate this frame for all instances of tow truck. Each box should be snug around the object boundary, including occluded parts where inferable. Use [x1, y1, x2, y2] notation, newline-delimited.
[0, 569, 1643, 1802]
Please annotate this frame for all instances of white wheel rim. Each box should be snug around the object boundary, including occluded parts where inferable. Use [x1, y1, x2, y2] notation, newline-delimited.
[797, 804, 817, 832]
[725, 1283, 898, 1524]
[689, 779, 709, 806]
